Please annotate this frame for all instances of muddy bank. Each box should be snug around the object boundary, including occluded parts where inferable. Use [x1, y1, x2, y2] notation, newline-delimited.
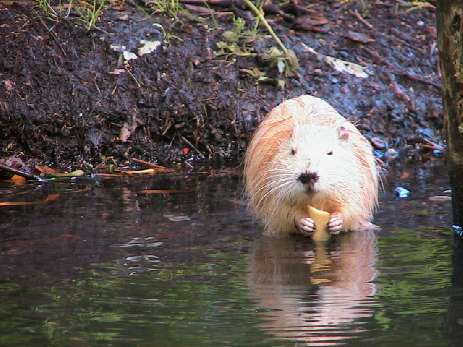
[0, 1, 442, 171]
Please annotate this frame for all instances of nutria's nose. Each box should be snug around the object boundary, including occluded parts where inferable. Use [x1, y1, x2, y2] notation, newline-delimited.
[298, 172, 319, 184]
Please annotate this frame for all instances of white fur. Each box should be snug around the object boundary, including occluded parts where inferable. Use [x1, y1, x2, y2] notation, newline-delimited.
[244, 95, 378, 235]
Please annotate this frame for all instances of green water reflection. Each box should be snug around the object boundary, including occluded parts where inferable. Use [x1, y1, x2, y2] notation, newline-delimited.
[0, 165, 461, 347]
[0, 227, 458, 347]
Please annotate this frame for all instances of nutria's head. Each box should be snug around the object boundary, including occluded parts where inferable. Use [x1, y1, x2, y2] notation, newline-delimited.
[271, 123, 358, 199]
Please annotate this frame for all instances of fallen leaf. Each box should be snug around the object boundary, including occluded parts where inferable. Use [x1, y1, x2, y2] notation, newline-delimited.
[10, 175, 26, 186]
[45, 170, 85, 178]
[35, 165, 57, 175]
[4, 79, 15, 94]
[43, 193, 60, 202]
[343, 31, 375, 44]
[295, 15, 328, 27]
[293, 15, 329, 33]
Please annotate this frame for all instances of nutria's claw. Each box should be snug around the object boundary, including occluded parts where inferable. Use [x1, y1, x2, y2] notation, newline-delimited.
[328, 215, 344, 234]
[295, 217, 315, 236]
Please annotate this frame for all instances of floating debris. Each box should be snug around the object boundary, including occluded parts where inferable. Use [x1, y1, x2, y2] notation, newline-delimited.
[374, 150, 385, 159]
[432, 149, 444, 158]
[44, 169, 85, 178]
[0, 193, 60, 207]
[453, 225, 463, 237]
[164, 214, 191, 222]
[395, 187, 411, 198]
[115, 237, 163, 248]
[428, 195, 451, 202]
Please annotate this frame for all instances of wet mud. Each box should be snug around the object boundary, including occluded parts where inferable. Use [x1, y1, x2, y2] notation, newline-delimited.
[0, 1, 442, 170]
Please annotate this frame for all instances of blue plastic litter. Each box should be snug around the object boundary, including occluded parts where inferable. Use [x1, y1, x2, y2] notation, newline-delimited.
[395, 187, 410, 198]
[374, 150, 385, 159]
[453, 225, 463, 237]
[432, 149, 444, 158]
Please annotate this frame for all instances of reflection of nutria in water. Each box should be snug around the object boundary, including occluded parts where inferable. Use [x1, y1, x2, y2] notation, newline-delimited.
[247, 231, 378, 345]
[244, 95, 379, 236]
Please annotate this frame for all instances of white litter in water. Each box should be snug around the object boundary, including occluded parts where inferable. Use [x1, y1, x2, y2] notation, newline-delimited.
[164, 214, 191, 222]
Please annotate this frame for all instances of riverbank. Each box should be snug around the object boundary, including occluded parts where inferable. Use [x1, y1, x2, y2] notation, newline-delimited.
[0, 0, 442, 174]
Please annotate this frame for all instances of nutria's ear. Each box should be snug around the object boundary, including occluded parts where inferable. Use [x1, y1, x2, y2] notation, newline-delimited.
[338, 126, 349, 141]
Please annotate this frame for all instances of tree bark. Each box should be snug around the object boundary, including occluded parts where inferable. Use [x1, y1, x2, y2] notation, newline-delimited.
[437, 1, 463, 229]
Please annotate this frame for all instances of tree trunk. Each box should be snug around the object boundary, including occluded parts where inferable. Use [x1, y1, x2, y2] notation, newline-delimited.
[437, 1, 463, 229]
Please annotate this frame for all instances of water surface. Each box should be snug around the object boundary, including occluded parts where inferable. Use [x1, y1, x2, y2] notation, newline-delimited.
[0, 162, 462, 347]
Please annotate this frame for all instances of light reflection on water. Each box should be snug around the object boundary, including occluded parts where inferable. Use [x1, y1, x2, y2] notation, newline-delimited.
[248, 232, 378, 346]
[0, 162, 461, 347]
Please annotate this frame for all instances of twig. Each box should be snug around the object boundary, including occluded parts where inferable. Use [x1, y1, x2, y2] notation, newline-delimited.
[130, 158, 174, 172]
[351, 9, 374, 30]
[387, 74, 416, 112]
[34, 10, 67, 57]
[124, 66, 142, 88]
[181, 136, 205, 159]
[0, 164, 46, 182]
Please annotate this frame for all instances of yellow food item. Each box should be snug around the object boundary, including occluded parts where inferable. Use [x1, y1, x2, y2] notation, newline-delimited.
[307, 205, 331, 241]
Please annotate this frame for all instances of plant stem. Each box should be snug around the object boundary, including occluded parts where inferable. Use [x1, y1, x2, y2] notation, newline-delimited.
[242, 0, 288, 54]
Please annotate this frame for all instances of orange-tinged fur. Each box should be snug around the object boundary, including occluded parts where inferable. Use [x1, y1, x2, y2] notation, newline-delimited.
[244, 95, 378, 235]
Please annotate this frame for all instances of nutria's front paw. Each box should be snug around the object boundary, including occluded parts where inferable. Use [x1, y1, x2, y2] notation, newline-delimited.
[328, 214, 344, 234]
[295, 217, 315, 236]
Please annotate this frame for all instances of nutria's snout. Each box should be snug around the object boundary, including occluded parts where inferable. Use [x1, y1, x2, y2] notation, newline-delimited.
[298, 171, 319, 191]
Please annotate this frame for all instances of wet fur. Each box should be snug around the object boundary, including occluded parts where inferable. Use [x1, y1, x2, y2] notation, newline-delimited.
[244, 95, 378, 235]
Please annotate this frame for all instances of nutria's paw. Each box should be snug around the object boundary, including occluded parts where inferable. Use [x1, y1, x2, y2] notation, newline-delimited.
[328, 214, 344, 234]
[295, 217, 315, 236]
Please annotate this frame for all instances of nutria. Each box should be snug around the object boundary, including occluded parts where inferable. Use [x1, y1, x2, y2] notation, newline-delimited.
[244, 95, 378, 236]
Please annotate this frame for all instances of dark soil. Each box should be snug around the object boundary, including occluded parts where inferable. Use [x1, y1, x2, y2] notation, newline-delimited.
[0, 0, 443, 172]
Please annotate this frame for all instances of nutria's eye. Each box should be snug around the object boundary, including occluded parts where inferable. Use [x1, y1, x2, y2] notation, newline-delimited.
[327, 151, 333, 155]
[291, 148, 296, 155]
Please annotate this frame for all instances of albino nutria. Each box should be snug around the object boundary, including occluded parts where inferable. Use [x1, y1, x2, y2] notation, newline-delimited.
[244, 95, 378, 236]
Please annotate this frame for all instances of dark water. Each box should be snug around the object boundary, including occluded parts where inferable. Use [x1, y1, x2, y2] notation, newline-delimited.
[0, 161, 462, 347]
